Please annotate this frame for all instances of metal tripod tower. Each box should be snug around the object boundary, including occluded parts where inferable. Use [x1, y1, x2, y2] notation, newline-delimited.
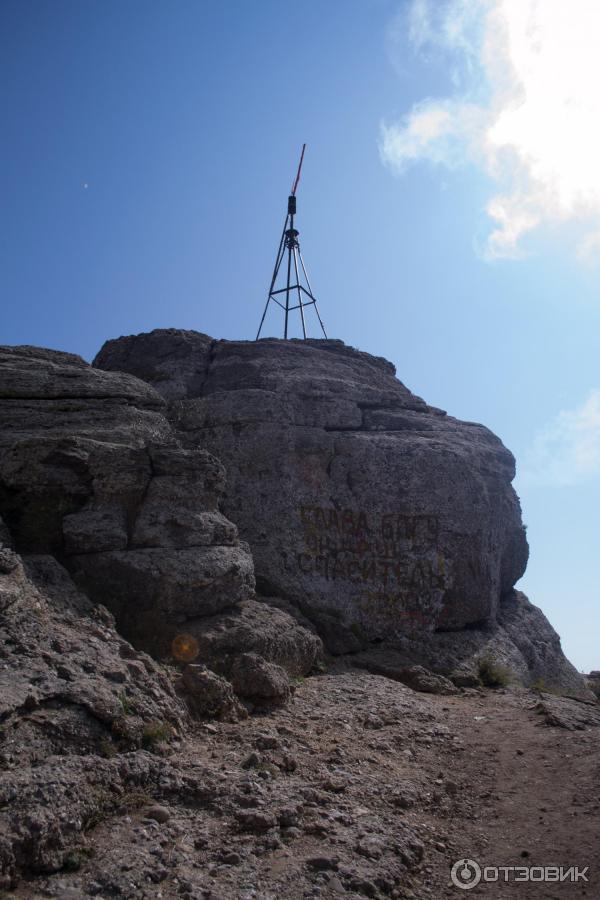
[256, 145, 327, 340]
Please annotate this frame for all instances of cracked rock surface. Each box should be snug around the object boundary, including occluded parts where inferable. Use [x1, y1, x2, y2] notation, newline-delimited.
[0, 345, 307, 665]
[95, 330, 583, 694]
[0, 542, 188, 887]
[0, 335, 598, 896]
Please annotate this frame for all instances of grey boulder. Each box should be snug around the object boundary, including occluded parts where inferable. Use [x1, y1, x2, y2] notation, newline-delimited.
[0, 345, 255, 656]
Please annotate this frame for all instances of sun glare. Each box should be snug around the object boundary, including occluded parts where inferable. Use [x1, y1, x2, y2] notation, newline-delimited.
[487, 1, 600, 215]
[382, 0, 600, 259]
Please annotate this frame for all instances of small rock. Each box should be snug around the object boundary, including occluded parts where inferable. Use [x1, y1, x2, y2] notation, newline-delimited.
[278, 805, 302, 827]
[306, 856, 340, 871]
[356, 836, 385, 860]
[146, 866, 168, 882]
[145, 805, 171, 824]
[281, 754, 298, 773]
[363, 714, 384, 729]
[255, 733, 280, 750]
[180, 664, 246, 722]
[231, 652, 291, 707]
[242, 751, 262, 769]
[450, 671, 482, 689]
[235, 809, 277, 832]
[391, 789, 418, 809]
[322, 778, 347, 794]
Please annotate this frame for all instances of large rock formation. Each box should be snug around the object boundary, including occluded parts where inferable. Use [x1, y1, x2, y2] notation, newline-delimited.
[0, 332, 596, 893]
[0, 345, 320, 675]
[94, 329, 582, 693]
[96, 331, 524, 632]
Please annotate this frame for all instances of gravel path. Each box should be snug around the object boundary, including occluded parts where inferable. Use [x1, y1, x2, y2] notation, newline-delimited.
[12, 672, 600, 899]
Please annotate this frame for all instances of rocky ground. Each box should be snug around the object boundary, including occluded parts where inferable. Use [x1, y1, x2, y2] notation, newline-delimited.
[2, 336, 597, 900]
[5, 668, 599, 900]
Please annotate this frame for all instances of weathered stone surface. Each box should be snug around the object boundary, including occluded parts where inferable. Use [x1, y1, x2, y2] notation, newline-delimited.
[0, 538, 190, 886]
[386, 590, 591, 698]
[93, 329, 589, 693]
[0, 549, 186, 761]
[230, 652, 292, 706]
[0, 344, 162, 404]
[585, 671, 600, 699]
[63, 506, 129, 553]
[0, 345, 255, 654]
[534, 694, 600, 729]
[133, 505, 237, 549]
[352, 655, 459, 695]
[71, 544, 255, 655]
[0, 345, 169, 452]
[182, 597, 324, 679]
[94, 328, 214, 400]
[178, 664, 247, 721]
[0, 335, 584, 705]
[94, 333, 536, 650]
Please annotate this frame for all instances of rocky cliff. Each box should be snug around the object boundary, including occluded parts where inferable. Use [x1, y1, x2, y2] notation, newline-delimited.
[0, 343, 322, 887]
[0, 345, 323, 674]
[94, 329, 582, 693]
[0, 332, 596, 894]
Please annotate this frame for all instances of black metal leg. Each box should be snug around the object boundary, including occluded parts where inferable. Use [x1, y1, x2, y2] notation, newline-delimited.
[298, 249, 327, 338]
[292, 247, 307, 338]
[284, 246, 292, 339]
[257, 214, 288, 340]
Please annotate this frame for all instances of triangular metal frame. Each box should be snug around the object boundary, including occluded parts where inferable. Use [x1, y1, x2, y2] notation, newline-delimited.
[256, 145, 327, 340]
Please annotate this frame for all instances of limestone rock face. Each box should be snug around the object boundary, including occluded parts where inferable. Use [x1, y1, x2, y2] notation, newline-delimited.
[0, 345, 255, 654]
[94, 328, 214, 401]
[177, 664, 247, 721]
[586, 671, 600, 699]
[0, 538, 188, 885]
[95, 331, 528, 644]
[183, 597, 324, 680]
[230, 652, 292, 707]
[351, 590, 589, 698]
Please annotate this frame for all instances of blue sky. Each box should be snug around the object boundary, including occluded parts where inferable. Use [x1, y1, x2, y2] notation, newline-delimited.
[2, 0, 598, 671]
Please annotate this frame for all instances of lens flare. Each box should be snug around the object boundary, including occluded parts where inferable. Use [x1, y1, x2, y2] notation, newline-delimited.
[171, 634, 199, 663]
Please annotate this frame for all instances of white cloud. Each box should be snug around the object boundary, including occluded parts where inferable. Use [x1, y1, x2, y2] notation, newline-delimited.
[576, 230, 600, 266]
[380, 100, 484, 171]
[522, 390, 600, 486]
[381, 0, 600, 259]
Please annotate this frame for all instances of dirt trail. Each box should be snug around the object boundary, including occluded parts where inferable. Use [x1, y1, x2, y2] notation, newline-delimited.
[11, 672, 600, 900]
[407, 688, 599, 898]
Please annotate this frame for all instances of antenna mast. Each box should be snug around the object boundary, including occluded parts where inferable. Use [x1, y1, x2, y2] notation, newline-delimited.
[256, 144, 327, 340]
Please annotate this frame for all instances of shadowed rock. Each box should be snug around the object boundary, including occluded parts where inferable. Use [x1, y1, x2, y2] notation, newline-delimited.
[0, 533, 189, 886]
[230, 652, 292, 707]
[180, 597, 323, 680]
[96, 331, 528, 642]
[0, 345, 255, 656]
[92, 329, 580, 693]
[178, 664, 247, 721]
